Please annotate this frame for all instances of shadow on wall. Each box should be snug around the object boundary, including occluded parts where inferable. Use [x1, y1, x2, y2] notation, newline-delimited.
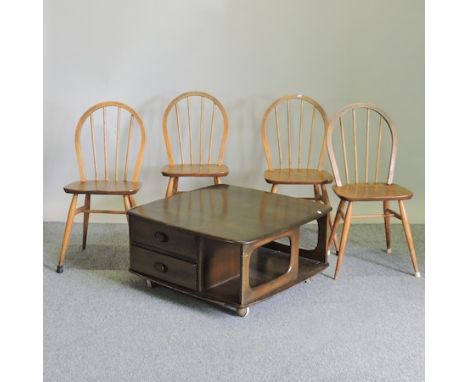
[224, 94, 277, 189]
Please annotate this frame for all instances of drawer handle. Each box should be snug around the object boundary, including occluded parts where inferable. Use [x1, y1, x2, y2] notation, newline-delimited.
[154, 262, 168, 273]
[153, 232, 168, 242]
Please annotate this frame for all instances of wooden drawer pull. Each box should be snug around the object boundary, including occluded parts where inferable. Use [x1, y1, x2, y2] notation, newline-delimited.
[154, 262, 168, 273]
[153, 232, 168, 242]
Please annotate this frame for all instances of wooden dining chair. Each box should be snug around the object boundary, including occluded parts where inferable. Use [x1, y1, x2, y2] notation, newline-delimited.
[326, 103, 420, 280]
[260, 94, 337, 249]
[161, 91, 229, 198]
[56, 101, 146, 273]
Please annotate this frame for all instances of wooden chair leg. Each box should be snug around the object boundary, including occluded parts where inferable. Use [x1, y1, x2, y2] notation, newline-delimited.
[383, 200, 391, 254]
[320, 184, 339, 253]
[326, 199, 345, 253]
[129, 195, 137, 208]
[82, 194, 91, 250]
[398, 200, 421, 278]
[123, 195, 132, 222]
[173, 177, 179, 193]
[56, 194, 78, 273]
[334, 202, 353, 280]
[271, 184, 278, 193]
[165, 177, 175, 198]
[123, 195, 131, 210]
[214, 176, 222, 185]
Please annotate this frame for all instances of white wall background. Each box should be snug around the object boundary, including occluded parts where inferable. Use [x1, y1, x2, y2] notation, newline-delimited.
[44, 0, 424, 223]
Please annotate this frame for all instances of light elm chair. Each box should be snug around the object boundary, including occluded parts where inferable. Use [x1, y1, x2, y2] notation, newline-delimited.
[326, 103, 420, 280]
[161, 91, 229, 198]
[56, 101, 146, 273]
[260, 94, 337, 249]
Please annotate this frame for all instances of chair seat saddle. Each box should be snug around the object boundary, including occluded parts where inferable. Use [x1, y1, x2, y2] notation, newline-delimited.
[63, 180, 141, 195]
[264, 168, 334, 185]
[333, 183, 413, 201]
[161, 164, 229, 177]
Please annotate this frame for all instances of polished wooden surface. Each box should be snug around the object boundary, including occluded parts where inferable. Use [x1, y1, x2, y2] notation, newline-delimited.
[128, 185, 330, 316]
[64, 180, 141, 195]
[162, 91, 230, 198]
[327, 103, 420, 279]
[161, 164, 229, 177]
[264, 168, 333, 185]
[57, 101, 146, 273]
[333, 183, 413, 201]
[128, 184, 330, 244]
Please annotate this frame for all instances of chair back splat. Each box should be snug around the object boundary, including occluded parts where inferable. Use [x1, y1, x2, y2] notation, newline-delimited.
[261, 94, 329, 171]
[162, 91, 229, 166]
[327, 103, 397, 187]
[75, 101, 146, 183]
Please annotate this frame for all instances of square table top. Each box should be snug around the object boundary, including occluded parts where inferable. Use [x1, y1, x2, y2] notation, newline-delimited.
[128, 184, 330, 244]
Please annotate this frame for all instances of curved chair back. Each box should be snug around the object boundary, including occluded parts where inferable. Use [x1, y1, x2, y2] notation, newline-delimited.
[261, 95, 329, 171]
[327, 103, 398, 187]
[74, 101, 146, 182]
[162, 91, 229, 166]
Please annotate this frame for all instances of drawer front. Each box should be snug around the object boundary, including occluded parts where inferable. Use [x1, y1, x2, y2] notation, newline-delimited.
[130, 245, 197, 290]
[129, 216, 197, 260]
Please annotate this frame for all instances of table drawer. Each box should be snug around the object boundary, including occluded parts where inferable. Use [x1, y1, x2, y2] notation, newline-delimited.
[129, 216, 197, 260]
[130, 245, 197, 291]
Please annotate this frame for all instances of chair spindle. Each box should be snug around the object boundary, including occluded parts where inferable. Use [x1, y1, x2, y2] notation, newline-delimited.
[339, 117, 350, 183]
[365, 108, 370, 183]
[89, 113, 98, 180]
[186, 97, 193, 164]
[375, 115, 383, 182]
[274, 106, 283, 169]
[175, 103, 184, 164]
[115, 107, 121, 181]
[352, 109, 358, 183]
[307, 106, 317, 169]
[287, 100, 292, 169]
[208, 102, 215, 165]
[199, 96, 204, 163]
[298, 99, 304, 167]
[103, 107, 108, 181]
[124, 114, 134, 181]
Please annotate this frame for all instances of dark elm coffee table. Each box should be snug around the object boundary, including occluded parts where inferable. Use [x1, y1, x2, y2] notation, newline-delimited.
[128, 184, 330, 317]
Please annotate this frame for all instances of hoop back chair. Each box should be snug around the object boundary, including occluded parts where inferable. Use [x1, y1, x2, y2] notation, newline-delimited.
[162, 91, 229, 198]
[326, 103, 420, 279]
[56, 101, 146, 273]
[261, 94, 337, 247]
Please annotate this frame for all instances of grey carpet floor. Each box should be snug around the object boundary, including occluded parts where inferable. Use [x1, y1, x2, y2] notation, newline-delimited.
[44, 222, 424, 382]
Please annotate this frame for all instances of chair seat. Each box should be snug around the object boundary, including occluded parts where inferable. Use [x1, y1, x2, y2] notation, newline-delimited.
[161, 164, 229, 177]
[64, 180, 141, 195]
[333, 183, 413, 201]
[264, 168, 333, 185]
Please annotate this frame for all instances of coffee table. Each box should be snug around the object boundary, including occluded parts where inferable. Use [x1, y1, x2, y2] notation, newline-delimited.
[128, 184, 330, 317]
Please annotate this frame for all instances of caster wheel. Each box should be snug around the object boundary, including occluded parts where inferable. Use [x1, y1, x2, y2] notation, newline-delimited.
[304, 278, 312, 283]
[56, 265, 63, 274]
[146, 280, 157, 288]
[236, 307, 250, 317]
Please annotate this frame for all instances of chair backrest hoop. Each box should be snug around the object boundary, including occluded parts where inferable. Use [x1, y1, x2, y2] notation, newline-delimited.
[327, 103, 398, 187]
[260, 94, 329, 171]
[162, 91, 229, 166]
[74, 101, 146, 182]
